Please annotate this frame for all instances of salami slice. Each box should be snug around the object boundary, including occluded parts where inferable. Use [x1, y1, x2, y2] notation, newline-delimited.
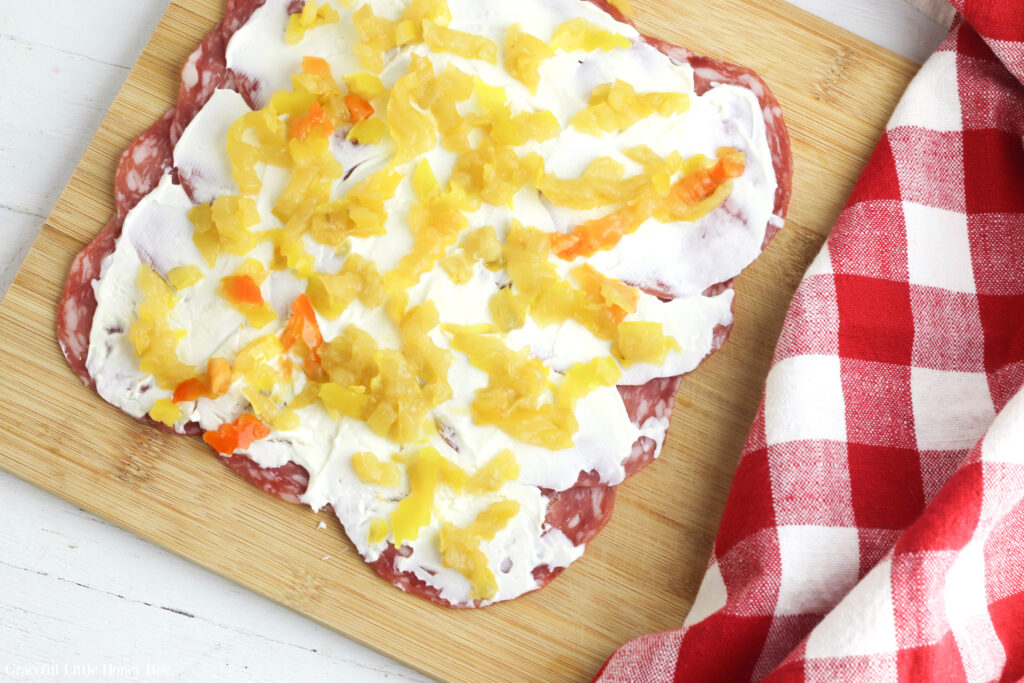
[57, 0, 792, 608]
[583, 0, 793, 227]
[60, 109, 175, 385]
[367, 484, 616, 608]
[58, 216, 121, 385]
[58, 0, 270, 388]
[114, 109, 176, 220]
[617, 376, 682, 476]
[170, 0, 284, 144]
[59, 0, 269, 381]
[220, 453, 311, 504]
[231, 0, 308, 108]
[570, 376, 682, 486]
[565, 0, 796, 484]
[172, 24, 233, 145]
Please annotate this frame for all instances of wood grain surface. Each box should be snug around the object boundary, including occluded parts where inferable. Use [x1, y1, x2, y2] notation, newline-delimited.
[0, 1, 919, 680]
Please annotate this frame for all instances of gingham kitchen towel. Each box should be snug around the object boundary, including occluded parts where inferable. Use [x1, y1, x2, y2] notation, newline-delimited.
[597, 1, 1024, 680]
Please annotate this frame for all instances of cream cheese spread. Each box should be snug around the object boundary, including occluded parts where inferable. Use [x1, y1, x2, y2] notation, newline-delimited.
[84, 0, 777, 606]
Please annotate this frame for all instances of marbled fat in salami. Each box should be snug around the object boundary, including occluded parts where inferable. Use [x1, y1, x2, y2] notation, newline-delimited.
[221, 453, 311, 503]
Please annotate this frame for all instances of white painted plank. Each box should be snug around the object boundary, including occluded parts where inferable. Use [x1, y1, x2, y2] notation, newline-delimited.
[0, 473, 432, 682]
[0, 206, 43, 295]
[0, 33, 132, 216]
[0, 1, 170, 297]
[0, 0, 169, 67]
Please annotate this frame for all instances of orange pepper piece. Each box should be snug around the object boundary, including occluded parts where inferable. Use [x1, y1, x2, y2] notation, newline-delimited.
[551, 202, 646, 261]
[281, 294, 324, 378]
[671, 170, 716, 206]
[304, 350, 323, 380]
[551, 153, 746, 260]
[221, 274, 264, 306]
[203, 414, 271, 455]
[345, 94, 375, 123]
[671, 155, 746, 206]
[711, 154, 746, 184]
[171, 357, 232, 403]
[207, 357, 232, 397]
[549, 232, 580, 257]
[301, 56, 332, 78]
[281, 294, 322, 351]
[290, 100, 335, 140]
[173, 378, 206, 403]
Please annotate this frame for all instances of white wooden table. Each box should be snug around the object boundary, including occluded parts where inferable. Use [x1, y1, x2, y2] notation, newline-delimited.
[0, 1, 950, 680]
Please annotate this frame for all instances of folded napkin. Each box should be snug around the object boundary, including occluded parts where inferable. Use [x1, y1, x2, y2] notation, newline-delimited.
[597, 2, 1024, 680]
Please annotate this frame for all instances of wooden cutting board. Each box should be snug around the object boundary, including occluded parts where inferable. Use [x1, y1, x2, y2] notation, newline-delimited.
[0, 1, 919, 680]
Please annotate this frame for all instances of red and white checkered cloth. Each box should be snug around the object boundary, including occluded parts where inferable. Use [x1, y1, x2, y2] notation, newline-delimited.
[596, 2, 1024, 680]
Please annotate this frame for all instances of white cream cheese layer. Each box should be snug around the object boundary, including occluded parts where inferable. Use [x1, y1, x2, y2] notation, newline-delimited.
[86, 0, 779, 605]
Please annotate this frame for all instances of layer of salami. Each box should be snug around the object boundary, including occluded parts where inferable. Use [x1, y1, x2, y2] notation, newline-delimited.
[369, 484, 615, 608]
[58, 0, 792, 607]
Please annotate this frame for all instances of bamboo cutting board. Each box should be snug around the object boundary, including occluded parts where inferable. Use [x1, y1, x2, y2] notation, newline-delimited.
[0, 1, 920, 680]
